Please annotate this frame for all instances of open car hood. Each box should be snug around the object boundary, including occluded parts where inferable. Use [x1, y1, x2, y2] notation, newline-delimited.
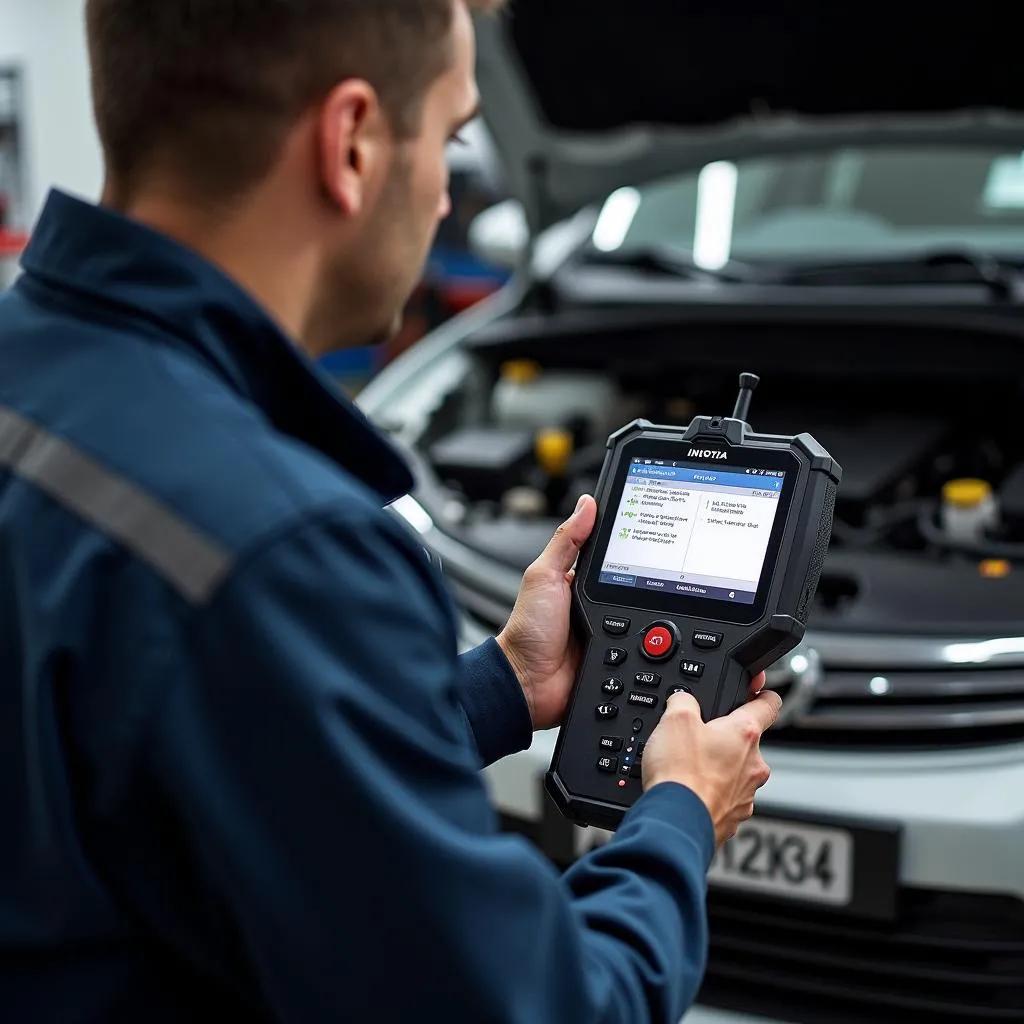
[475, 1, 1024, 234]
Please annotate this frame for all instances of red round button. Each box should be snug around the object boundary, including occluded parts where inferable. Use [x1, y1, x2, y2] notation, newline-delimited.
[642, 625, 675, 660]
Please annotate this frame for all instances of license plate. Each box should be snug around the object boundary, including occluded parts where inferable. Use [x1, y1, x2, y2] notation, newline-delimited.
[707, 816, 854, 906]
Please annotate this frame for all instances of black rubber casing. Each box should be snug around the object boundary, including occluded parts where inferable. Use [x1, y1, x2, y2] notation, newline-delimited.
[545, 413, 843, 831]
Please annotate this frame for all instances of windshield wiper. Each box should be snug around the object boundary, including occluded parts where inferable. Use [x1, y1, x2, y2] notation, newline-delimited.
[769, 248, 1022, 300]
[583, 243, 760, 284]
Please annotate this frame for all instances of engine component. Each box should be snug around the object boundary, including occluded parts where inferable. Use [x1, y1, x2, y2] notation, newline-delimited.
[917, 466, 1024, 562]
[534, 427, 574, 477]
[428, 426, 536, 502]
[502, 486, 548, 518]
[761, 413, 946, 516]
[941, 478, 999, 544]
[491, 360, 622, 441]
[531, 427, 576, 512]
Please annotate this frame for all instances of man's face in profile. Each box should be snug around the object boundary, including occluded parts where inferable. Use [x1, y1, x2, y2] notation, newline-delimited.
[308, 0, 481, 353]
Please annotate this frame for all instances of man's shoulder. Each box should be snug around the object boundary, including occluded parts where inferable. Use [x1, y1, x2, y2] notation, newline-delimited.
[108, 354, 398, 576]
[0, 301, 403, 601]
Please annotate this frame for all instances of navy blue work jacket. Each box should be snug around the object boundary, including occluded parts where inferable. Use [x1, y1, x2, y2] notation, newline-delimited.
[0, 190, 714, 1023]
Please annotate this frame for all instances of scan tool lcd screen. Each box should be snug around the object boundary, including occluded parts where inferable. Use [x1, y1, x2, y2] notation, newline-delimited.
[597, 459, 787, 605]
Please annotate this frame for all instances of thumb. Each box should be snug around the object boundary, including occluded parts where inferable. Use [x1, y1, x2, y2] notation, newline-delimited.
[731, 687, 784, 735]
[535, 494, 597, 576]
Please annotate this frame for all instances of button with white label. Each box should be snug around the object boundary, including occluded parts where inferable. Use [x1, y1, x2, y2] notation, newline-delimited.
[634, 671, 661, 688]
[604, 647, 628, 666]
[692, 630, 723, 650]
[597, 755, 618, 773]
[595, 703, 619, 719]
[601, 677, 624, 696]
[602, 616, 630, 636]
[599, 736, 623, 752]
[627, 691, 659, 709]
[680, 659, 705, 679]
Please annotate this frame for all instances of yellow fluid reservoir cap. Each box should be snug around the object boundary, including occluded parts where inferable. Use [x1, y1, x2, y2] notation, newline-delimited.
[535, 428, 574, 476]
[501, 359, 542, 384]
[942, 478, 993, 508]
[980, 559, 1012, 579]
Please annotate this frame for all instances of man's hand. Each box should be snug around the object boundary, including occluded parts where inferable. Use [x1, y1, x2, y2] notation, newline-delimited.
[497, 495, 770, 734]
[642, 685, 783, 847]
[496, 495, 598, 731]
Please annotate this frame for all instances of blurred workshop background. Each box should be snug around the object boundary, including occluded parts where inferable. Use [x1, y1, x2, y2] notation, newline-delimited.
[3, 4, 1024, 1024]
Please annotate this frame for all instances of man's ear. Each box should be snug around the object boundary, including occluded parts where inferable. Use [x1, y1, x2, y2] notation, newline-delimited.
[318, 79, 389, 217]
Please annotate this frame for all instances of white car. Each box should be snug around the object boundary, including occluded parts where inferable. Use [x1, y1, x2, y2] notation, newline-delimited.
[358, 7, 1024, 1022]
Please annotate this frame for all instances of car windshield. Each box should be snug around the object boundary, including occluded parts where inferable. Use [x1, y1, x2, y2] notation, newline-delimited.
[589, 144, 1024, 269]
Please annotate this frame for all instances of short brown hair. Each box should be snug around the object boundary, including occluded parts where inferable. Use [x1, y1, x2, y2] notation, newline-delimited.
[85, 0, 505, 203]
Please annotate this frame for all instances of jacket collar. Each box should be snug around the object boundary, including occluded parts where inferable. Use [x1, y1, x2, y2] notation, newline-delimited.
[20, 189, 415, 504]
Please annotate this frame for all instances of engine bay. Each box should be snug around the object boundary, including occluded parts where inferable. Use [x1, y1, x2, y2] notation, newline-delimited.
[408, 312, 1024, 634]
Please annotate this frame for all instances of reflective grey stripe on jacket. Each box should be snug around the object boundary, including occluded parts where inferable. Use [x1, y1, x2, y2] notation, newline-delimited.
[0, 407, 231, 604]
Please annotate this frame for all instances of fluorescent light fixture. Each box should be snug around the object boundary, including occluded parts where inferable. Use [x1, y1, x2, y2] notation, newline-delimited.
[592, 187, 641, 251]
[693, 161, 738, 270]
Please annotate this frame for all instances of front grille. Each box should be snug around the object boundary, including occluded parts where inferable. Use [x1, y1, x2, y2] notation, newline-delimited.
[771, 666, 1024, 749]
[701, 887, 1024, 1023]
[766, 635, 1024, 749]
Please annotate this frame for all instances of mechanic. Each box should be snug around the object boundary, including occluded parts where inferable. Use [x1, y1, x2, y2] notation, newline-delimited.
[0, 2, 781, 1022]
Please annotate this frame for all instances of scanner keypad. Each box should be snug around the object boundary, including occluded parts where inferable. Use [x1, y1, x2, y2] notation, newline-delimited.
[583, 615, 730, 793]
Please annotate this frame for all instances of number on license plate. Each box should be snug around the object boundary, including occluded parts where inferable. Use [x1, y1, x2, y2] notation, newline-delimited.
[707, 817, 853, 906]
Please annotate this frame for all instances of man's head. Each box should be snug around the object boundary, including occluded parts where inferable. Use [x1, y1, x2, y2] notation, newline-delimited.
[84, 0, 504, 352]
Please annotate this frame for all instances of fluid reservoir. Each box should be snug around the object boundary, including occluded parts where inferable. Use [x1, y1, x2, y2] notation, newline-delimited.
[941, 478, 999, 543]
[492, 360, 621, 439]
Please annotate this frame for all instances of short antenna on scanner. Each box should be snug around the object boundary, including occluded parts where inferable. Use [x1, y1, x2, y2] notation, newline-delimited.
[732, 372, 760, 424]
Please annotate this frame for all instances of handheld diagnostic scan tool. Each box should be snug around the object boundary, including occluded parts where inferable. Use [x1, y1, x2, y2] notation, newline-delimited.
[546, 373, 842, 830]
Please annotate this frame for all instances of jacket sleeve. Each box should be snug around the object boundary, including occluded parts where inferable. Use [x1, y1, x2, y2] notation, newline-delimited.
[455, 638, 533, 767]
[136, 502, 716, 1024]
